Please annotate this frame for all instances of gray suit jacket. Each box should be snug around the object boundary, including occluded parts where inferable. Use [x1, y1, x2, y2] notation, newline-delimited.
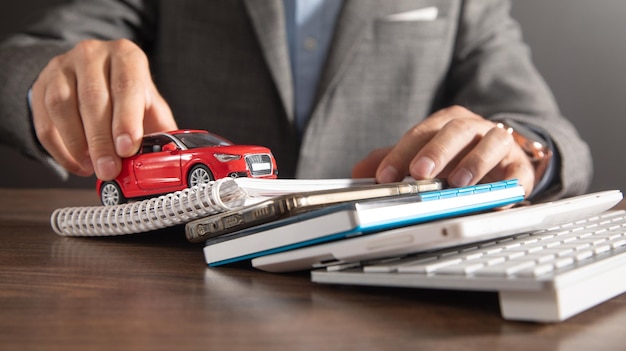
[0, 0, 592, 201]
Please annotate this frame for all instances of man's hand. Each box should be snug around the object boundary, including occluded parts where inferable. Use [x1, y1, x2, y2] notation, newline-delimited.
[352, 105, 536, 198]
[31, 39, 177, 181]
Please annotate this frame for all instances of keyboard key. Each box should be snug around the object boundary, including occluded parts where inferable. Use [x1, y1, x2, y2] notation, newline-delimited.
[517, 263, 554, 277]
[473, 260, 536, 277]
[574, 250, 593, 261]
[553, 256, 575, 269]
[523, 252, 556, 264]
[397, 258, 463, 273]
[594, 245, 611, 255]
[611, 238, 626, 248]
[363, 255, 437, 273]
[435, 261, 486, 275]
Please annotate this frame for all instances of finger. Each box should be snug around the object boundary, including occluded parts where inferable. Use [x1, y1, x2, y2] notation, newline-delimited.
[41, 62, 94, 173]
[482, 146, 536, 198]
[351, 147, 393, 179]
[31, 63, 93, 176]
[408, 117, 482, 182]
[73, 40, 118, 181]
[503, 160, 535, 198]
[35, 124, 89, 175]
[446, 125, 515, 188]
[33, 86, 93, 176]
[375, 124, 436, 183]
[109, 39, 158, 157]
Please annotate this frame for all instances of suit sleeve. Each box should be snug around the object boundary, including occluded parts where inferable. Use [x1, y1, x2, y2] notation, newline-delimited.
[0, 0, 157, 179]
[443, 0, 592, 201]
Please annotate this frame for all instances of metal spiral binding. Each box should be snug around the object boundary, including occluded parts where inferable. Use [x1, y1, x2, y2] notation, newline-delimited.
[50, 178, 248, 236]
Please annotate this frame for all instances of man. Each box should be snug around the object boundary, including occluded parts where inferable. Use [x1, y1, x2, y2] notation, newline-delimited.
[0, 0, 592, 201]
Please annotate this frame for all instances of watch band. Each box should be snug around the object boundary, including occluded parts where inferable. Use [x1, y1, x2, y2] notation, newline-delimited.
[496, 121, 554, 186]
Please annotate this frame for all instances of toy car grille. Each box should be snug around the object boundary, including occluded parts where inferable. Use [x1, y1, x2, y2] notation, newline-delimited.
[245, 154, 273, 176]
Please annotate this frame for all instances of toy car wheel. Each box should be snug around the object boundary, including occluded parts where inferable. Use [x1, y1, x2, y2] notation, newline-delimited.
[100, 181, 126, 206]
[188, 164, 214, 187]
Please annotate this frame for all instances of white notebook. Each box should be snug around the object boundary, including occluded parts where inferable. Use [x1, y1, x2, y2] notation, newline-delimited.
[252, 190, 623, 272]
[203, 180, 526, 266]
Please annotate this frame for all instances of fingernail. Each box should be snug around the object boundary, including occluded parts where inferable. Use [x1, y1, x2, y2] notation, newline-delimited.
[378, 165, 398, 183]
[115, 134, 133, 157]
[95, 156, 117, 180]
[115, 134, 134, 157]
[450, 168, 473, 187]
[411, 157, 435, 178]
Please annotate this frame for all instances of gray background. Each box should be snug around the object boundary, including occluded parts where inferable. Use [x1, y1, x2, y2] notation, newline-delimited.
[1, 0, 624, 193]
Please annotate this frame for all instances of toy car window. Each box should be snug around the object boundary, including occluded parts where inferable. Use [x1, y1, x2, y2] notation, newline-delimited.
[175, 133, 232, 149]
[141, 135, 175, 154]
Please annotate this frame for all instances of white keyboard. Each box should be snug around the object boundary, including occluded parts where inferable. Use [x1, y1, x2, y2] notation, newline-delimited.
[312, 210, 626, 322]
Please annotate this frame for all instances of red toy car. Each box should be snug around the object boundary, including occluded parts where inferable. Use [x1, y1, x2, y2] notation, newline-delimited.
[96, 129, 278, 205]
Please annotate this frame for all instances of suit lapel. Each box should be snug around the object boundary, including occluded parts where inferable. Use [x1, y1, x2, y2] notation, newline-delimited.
[244, 0, 374, 125]
[244, 0, 294, 122]
[315, 0, 376, 105]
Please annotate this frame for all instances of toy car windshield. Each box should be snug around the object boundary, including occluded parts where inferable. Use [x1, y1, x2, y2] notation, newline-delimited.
[176, 132, 232, 149]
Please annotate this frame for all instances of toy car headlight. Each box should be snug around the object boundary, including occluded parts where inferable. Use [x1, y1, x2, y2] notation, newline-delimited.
[214, 153, 241, 162]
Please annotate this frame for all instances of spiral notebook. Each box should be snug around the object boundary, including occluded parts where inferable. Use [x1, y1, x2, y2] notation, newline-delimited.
[50, 177, 422, 237]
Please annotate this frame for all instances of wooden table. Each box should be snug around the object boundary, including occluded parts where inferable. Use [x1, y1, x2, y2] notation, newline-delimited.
[1, 188, 626, 350]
